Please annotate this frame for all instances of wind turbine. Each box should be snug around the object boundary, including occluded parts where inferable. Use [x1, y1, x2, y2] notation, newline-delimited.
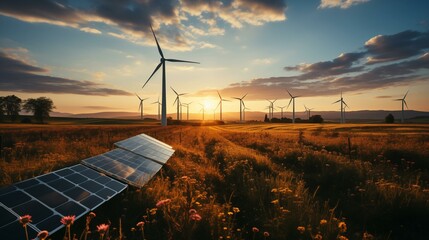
[142, 25, 199, 126]
[232, 93, 247, 122]
[199, 103, 205, 120]
[171, 87, 186, 121]
[395, 90, 409, 123]
[333, 92, 348, 123]
[152, 97, 161, 120]
[266, 99, 277, 119]
[304, 105, 314, 120]
[181, 102, 192, 120]
[287, 90, 300, 124]
[243, 104, 250, 122]
[136, 94, 149, 120]
[216, 91, 229, 121]
[277, 105, 287, 119]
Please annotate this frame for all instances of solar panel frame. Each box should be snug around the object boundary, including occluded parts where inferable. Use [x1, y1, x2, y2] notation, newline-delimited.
[0, 164, 127, 238]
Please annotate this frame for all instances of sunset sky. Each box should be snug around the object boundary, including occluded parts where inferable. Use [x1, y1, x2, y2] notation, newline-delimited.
[1, 0, 428, 118]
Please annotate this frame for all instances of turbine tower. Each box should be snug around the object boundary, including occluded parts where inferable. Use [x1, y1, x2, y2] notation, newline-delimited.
[136, 94, 149, 120]
[232, 93, 247, 122]
[395, 90, 409, 123]
[287, 90, 300, 124]
[152, 97, 161, 120]
[199, 103, 205, 120]
[266, 99, 277, 119]
[277, 105, 287, 119]
[216, 91, 229, 121]
[243, 104, 250, 122]
[171, 87, 186, 121]
[181, 102, 192, 120]
[143, 25, 199, 126]
[304, 105, 314, 120]
[333, 92, 348, 123]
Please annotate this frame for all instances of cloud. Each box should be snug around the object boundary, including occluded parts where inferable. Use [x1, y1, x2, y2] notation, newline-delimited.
[365, 30, 429, 64]
[0, 51, 131, 96]
[252, 58, 274, 65]
[199, 30, 429, 100]
[0, 0, 287, 51]
[319, 0, 370, 9]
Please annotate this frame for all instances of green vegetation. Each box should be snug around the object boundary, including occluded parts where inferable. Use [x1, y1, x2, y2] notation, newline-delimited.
[1, 123, 428, 239]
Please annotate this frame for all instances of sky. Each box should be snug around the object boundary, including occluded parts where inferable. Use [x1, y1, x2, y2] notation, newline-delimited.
[1, 0, 428, 118]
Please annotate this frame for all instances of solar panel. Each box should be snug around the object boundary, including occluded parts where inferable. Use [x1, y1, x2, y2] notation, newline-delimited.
[0, 164, 127, 239]
[82, 148, 163, 188]
[114, 134, 174, 164]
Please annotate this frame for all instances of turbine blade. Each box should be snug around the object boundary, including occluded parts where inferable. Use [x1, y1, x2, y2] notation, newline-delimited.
[143, 98, 149, 101]
[287, 98, 293, 109]
[286, 89, 293, 98]
[165, 59, 199, 64]
[143, 62, 162, 88]
[404, 100, 409, 109]
[242, 93, 248, 99]
[333, 99, 341, 104]
[173, 97, 178, 106]
[403, 90, 409, 99]
[135, 93, 142, 100]
[170, 87, 179, 95]
[217, 90, 221, 99]
[150, 25, 164, 58]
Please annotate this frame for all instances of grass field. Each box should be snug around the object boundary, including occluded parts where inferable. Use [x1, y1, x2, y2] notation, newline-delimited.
[1, 122, 428, 240]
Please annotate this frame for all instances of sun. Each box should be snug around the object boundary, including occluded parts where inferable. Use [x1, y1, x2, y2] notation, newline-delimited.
[203, 99, 217, 110]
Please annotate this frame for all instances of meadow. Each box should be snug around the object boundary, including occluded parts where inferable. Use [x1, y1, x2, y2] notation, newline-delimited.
[1, 122, 429, 240]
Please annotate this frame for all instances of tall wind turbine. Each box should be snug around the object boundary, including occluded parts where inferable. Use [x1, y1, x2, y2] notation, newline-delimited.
[136, 94, 149, 120]
[199, 103, 205, 120]
[181, 102, 192, 120]
[152, 97, 161, 120]
[266, 99, 277, 119]
[171, 87, 186, 121]
[304, 105, 314, 120]
[395, 91, 409, 123]
[142, 25, 199, 126]
[232, 93, 247, 122]
[278, 105, 287, 119]
[216, 91, 229, 121]
[333, 92, 348, 123]
[287, 90, 300, 123]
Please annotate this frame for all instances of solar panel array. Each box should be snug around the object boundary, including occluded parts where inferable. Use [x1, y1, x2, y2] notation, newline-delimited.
[0, 164, 127, 239]
[0, 133, 174, 239]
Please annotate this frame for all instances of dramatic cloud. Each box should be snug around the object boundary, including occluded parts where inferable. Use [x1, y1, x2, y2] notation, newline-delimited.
[0, 0, 287, 51]
[365, 30, 429, 64]
[0, 51, 131, 96]
[319, 0, 370, 9]
[199, 30, 429, 100]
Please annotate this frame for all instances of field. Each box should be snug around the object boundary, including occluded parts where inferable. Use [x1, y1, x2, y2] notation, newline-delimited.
[1, 123, 429, 240]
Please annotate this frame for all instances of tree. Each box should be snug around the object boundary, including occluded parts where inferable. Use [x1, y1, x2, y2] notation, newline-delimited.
[23, 97, 55, 123]
[309, 115, 324, 123]
[385, 113, 395, 123]
[3, 95, 22, 121]
[0, 96, 5, 122]
[264, 114, 269, 122]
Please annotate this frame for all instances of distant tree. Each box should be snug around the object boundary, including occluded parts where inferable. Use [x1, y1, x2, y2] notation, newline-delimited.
[309, 115, 324, 123]
[23, 97, 55, 123]
[3, 95, 22, 121]
[385, 113, 395, 123]
[264, 114, 269, 122]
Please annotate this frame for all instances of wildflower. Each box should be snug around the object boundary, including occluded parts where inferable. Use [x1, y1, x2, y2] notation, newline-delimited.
[263, 231, 270, 237]
[19, 215, 32, 226]
[227, 211, 233, 216]
[88, 212, 96, 219]
[271, 199, 279, 204]
[320, 219, 327, 225]
[297, 226, 305, 234]
[189, 209, 197, 215]
[61, 215, 76, 226]
[314, 233, 322, 240]
[150, 208, 157, 215]
[338, 236, 348, 240]
[37, 230, 49, 240]
[156, 199, 171, 208]
[252, 227, 259, 233]
[233, 207, 240, 213]
[363, 232, 375, 240]
[271, 188, 278, 193]
[338, 221, 347, 233]
[190, 213, 202, 221]
[97, 224, 109, 236]
[136, 221, 145, 229]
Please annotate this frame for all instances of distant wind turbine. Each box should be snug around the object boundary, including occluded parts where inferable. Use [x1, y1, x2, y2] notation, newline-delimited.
[199, 103, 205, 120]
[395, 90, 409, 123]
[304, 105, 314, 120]
[243, 104, 250, 122]
[278, 105, 287, 119]
[136, 94, 149, 120]
[142, 25, 199, 126]
[232, 93, 247, 122]
[181, 102, 192, 120]
[266, 99, 277, 119]
[333, 92, 348, 123]
[216, 91, 229, 121]
[287, 90, 300, 124]
[171, 87, 186, 120]
[152, 97, 161, 120]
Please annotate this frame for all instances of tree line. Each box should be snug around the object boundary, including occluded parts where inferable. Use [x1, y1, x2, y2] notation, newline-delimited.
[0, 95, 55, 123]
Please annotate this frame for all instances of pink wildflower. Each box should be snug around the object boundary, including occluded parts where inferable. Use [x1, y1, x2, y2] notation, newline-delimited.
[136, 221, 145, 228]
[19, 215, 32, 226]
[156, 199, 171, 208]
[263, 232, 270, 237]
[190, 213, 202, 221]
[252, 227, 259, 233]
[189, 209, 197, 215]
[97, 224, 109, 235]
[37, 230, 49, 240]
[60, 215, 75, 226]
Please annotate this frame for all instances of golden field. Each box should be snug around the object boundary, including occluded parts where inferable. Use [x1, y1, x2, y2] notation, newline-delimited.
[1, 122, 429, 240]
